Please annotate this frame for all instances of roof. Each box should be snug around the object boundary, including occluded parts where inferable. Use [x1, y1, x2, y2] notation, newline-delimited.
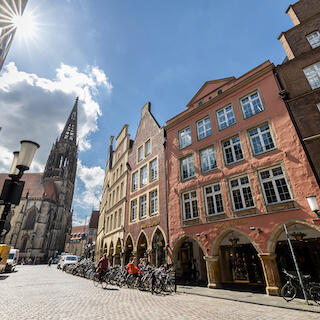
[89, 210, 99, 229]
[0, 173, 56, 201]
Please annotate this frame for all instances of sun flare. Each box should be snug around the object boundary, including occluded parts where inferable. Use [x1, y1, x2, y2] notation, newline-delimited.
[12, 11, 36, 40]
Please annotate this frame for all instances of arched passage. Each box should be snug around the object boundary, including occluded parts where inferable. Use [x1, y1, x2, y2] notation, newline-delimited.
[214, 229, 265, 291]
[172, 235, 207, 285]
[270, 221, 320, 283]
[108, 241, 114, 265]
[151, 228, 165, 266]
[124, 235, 133, 265]
[137, 232, 148, 261]
[114, 239, 121, 265]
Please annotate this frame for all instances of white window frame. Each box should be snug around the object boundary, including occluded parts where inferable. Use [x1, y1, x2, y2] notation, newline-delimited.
[145, 139, 151, 156]
[140, 165, 147, 188]
[138, 146, 143, 162]
[222, 136, 244, 165]
[182, 190, 199, 221]
[179, 127, 192, 149]
[149, 158, 158, 182]
[217, 105, 236, 130]
[139, 194, 147, 219]
[307, 31, 320, 49]
[130, 199, 137, 222]
[197, 117, 212, 140]
[240, 92, 264, 119]
[249, 123, 275, 155]
[229, 175, 255, 211]
[180, 155, 195, 181]
[204, 183, 224, 216]
[132, 171, 138, 192]
[200, 146, 217, 173]
[149, 190, 158, 215]
[259, 166, 292, 205]
[304, 62, 320, 90]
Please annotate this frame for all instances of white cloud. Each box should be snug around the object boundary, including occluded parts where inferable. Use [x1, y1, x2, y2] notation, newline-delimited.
[74, 160, 104, 210]
[0, 62, 112, 172]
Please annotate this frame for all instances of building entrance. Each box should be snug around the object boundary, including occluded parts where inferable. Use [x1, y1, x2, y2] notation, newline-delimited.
[151, 229, 165, 266]
[219, 232, 265, 290]
[176, 238, 207, 285]
[124, 236, 133, 265]
[137, 233, 148, 261]
[275, 223, 320, 283]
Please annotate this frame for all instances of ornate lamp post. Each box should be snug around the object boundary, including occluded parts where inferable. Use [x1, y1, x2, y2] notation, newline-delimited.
[0, 140, 39, 237]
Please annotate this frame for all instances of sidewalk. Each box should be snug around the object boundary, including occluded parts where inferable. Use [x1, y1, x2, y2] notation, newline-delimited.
[177, 285, 320, 314]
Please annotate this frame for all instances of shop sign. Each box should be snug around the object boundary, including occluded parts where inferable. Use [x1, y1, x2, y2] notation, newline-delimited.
[214, 220, 247, 229]
[141, 220, 160, 229]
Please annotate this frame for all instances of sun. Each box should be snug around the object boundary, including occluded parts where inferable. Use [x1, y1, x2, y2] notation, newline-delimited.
[12, 11, 36, 40]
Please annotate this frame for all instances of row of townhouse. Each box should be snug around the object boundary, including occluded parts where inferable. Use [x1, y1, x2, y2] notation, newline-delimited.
[96, 0, 320, 296]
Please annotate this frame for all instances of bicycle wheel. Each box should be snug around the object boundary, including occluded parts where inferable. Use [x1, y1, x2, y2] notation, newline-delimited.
[165, 278, 175, 293]
[309, 285, 320, 305]
[281, 283, 297, 302]
[101, 280, 108, 289]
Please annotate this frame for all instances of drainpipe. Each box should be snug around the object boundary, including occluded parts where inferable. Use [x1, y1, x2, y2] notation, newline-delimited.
[163, 129, 170, 263]
[273, 69, 320, 187]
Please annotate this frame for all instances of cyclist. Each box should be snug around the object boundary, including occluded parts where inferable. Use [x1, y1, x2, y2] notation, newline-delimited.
[97, 254, 109, 281]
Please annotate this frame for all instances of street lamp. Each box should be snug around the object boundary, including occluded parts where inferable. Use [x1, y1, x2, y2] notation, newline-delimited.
[0, 140, 39, 237]
[306, 196, 320, 218]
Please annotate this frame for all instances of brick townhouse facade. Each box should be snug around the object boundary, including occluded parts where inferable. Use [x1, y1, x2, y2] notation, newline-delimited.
[165, 60, 320, 295]
[123, 103, 167, 266]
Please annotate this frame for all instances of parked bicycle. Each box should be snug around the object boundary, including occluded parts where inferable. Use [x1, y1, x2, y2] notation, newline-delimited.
[281, 269, 320, 305]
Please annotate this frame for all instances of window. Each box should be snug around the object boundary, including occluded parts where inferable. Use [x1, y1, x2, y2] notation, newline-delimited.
[249, 123, 275, 155]
[260, 167, 292, 204]
[118, 208, 122, 227]
[120, 182, 124, 198]
[307, 31, 320, 49]
[149, 159, 158, 181]
[229, 176, 254, 210]
[116, 186, 119, 202]
[149, 190, 158, 215]
[139, 195, 147, 218]
[130, 199, 137, 221]
[317, 103, 320, 112]
[132, 172, 138, 192]
[304, 62, 320, 89]
[179, 127, 192, 149]
[110, 215, 113, 230]
[200, 146, 217, 173]
[120, 164, 123, 174]
[217, 105, 236, 130]
[181, 155, 195, 181]
[222, 136, 244, 165]
[138, 146, 143, 162]
[145, 139, 151, 156]
[197, 117, 212, 139]
[109, 194, 112, 208]
[204, 183, 224, 215]
[240, 92, 264, 119]
[114, 212, 117, 229]
[112, 190, 115, 205]
[182, 191, 199, 220]
[140, 165, 147, 187]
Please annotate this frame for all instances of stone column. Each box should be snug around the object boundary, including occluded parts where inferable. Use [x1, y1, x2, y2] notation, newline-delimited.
[258, 253, 281, 296]
[204, 255, 222, 289]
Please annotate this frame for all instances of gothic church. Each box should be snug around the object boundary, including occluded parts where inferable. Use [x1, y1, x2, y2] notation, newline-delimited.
[0, 99, 78, 261]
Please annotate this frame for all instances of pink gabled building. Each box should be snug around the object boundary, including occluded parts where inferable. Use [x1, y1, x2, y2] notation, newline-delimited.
[165, 60, 320, 295]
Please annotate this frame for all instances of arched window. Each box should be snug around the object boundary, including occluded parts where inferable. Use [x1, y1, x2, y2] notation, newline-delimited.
[23, 209, 37, 230]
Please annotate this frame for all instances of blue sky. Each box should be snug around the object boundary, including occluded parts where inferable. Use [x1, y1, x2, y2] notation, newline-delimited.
[0, 0, 294, 224]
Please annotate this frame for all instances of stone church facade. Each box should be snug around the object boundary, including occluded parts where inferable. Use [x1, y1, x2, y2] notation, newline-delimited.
[0, 99, 78, 261]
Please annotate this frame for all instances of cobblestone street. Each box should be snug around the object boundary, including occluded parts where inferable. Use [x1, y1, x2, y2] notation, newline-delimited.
[0, 266, 319, 320]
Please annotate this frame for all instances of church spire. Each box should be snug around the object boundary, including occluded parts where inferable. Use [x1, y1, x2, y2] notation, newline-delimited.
[59, 97, 78, 143]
